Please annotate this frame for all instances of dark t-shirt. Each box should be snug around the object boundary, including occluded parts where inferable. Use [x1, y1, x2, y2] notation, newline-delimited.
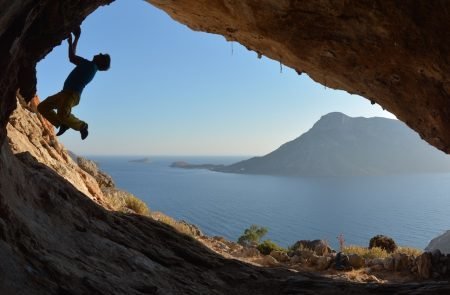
[63, 58, 98, 94]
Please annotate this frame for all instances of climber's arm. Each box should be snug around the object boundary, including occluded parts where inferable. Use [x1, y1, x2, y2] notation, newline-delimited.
[68, 27, 86, 65]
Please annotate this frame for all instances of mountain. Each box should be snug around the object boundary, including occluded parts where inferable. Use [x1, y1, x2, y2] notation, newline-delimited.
[218, 112, 450, 176]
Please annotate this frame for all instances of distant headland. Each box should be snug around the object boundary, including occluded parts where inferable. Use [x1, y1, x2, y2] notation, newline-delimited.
[171, 112, 450, 176]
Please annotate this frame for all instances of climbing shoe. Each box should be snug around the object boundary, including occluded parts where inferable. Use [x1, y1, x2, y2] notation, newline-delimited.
[56, 125, 69, 136]
[80, 124, 89, 140]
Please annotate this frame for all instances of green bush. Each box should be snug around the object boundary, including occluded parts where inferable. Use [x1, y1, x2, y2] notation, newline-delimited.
[369, 235, 397, 253]
[257, 240, 285, 255]
[237, 225, 268, 246]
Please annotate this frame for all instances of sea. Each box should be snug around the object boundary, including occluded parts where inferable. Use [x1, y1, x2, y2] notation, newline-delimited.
[89, 156, 450, 250]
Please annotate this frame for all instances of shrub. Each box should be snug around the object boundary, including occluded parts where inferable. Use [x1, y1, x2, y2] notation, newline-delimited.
[395, 246, 423, 257]
[257, 240, 285, 255]
[237, 225, 268, 247]
[123, 194, 150, 216]
[369, 235, 397, 253]
[102, 188, 150, 216]
[343, 244, 423, 260]
[343, 245, 389, 259]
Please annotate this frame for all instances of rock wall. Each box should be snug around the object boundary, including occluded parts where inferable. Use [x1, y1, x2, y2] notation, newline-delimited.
[426, 230, 450, 255]
[0, 0, 112, 140]
[147, 0, 450, 153]
[7, 95, 106, 204]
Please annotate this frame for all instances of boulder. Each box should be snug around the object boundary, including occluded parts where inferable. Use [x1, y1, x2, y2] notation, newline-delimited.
[77, 157, 115, 189]
[316, 256, 332, 271]
[367, 258, 385, 267]
[392, 253, 409, 272]
[295, 249, 314, 259]
[291, 240, 331, 256]
[370, 264, 384, 272]
[270, 250, 290, 263]
[255, 255, 278, 267]
[348, 254, 365, 269]
[383, 257, 394, 271]
[425, 230, 450, 255]
[431, 249, 442, 265]
[416, 252, 433, 279]
[290, 255, 307, 265]
[335, 252, 350, 270]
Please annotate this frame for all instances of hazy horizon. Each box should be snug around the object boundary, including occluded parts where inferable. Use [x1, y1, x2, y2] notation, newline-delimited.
[76, 112, 401, 157]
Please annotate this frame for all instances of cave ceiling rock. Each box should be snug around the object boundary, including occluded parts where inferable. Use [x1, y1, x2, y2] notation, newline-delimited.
[1, 0, 450, 154]
[147, 0, 450, 154]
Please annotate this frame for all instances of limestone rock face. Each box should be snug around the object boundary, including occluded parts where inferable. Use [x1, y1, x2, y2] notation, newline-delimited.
[0, 0, 112, 136]
[7, 96, 106, 204]
[147, 0, 450, 154]
[425, 230, 450, 255]
[0, 1, 450, 154]
[77, 156, 115, 189]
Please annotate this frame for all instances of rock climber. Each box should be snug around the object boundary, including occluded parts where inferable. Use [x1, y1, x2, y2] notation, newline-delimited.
[38, 26, 110, 140]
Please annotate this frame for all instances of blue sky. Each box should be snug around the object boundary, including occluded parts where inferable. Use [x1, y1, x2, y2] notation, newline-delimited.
[36, 0, 394, 156]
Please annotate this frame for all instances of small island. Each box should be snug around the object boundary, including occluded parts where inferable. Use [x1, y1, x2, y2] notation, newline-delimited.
[170, 161, 225, 170]
[129, 157, 151, 163]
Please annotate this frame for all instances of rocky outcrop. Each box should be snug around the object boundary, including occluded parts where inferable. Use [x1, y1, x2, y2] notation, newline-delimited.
[77, 157, 115, 189]
[425, 230, 450, 255]
[416, 252, 433, 280]
[7, 96, 106, 204]
[291, 240, 332, 256]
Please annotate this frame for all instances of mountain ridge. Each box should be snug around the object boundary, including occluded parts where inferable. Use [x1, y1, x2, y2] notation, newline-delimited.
[217, 112, 450, 176]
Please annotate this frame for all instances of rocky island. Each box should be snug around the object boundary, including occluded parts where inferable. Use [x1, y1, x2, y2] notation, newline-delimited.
[129, 157, 151, 163]
[173, 113, 450, 176]
[170, 161, 225, 170]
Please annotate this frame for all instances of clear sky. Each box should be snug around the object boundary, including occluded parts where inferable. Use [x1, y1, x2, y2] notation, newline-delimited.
[36, 0, 395, 156]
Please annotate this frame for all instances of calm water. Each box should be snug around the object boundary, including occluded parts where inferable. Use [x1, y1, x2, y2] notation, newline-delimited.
[90, 156, 450, 250]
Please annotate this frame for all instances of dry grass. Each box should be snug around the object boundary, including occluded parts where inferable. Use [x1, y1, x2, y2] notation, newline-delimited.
[103, 188, 150, 216]
[343, 245, 423, 259]
[152, 212, 196, 236]
[343, 245, 389, 259]
[123, 194, 151, 216]
[106, 194, 125, 211]
[395, 246, 423, 257]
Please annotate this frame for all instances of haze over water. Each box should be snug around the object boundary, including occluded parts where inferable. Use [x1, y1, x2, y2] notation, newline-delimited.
[90, 156, 450, 250]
